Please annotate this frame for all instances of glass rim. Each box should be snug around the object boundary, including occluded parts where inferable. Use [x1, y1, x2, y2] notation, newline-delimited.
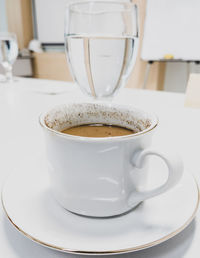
[67, 1, 137, 15]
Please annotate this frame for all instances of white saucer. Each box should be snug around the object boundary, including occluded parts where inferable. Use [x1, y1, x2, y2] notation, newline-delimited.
[2, 156, 199, 255]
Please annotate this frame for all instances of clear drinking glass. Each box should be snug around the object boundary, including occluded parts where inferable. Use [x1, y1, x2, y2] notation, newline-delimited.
[65, 1, 138, 99]
[0, 32, 18, 83]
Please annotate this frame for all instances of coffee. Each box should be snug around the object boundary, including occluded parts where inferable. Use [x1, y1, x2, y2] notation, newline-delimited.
[61, 124, 134, 137]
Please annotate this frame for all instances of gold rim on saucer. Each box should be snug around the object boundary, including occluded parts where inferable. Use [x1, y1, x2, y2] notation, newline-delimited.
[1, 176, 199, 255]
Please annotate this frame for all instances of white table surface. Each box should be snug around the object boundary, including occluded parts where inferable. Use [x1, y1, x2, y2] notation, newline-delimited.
[0, 77, 200, 258]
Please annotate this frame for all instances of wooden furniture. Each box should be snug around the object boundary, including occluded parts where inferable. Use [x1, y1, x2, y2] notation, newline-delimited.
[185, 73, 200, 108]
[32, 52, 73, 81]
[6, 0, 33, 50]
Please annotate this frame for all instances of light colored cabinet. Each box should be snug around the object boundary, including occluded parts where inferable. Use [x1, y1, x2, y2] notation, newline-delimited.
[32, 52, 73, 81]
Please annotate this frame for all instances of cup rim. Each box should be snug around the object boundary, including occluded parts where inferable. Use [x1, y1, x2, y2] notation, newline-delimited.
[39, 103, 158, 142]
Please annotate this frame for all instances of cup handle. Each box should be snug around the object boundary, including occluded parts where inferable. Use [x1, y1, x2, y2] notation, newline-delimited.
[128, 148, 183, 206]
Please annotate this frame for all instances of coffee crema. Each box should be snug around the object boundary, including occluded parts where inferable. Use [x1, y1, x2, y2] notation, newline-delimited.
[61, 124, 134, 137]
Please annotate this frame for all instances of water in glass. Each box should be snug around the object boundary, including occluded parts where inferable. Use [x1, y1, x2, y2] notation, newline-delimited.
[65, 35, 138, 98]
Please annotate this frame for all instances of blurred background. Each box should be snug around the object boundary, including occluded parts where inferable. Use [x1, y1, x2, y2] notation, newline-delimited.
[0, 0, 199, 92]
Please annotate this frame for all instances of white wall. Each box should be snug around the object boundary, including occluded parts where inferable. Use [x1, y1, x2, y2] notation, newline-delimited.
[164, 63, 188, 92]
[164, 62, 200, 93]
[0, 0, 7, 31]
[34, 0, 66, 43]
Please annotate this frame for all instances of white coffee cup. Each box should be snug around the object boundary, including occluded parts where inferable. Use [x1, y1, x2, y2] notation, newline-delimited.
[39, 102, 183, 217]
